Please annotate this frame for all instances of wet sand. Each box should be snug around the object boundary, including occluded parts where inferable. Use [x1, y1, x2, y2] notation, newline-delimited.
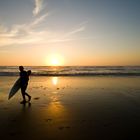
[0, 76, 140, 140]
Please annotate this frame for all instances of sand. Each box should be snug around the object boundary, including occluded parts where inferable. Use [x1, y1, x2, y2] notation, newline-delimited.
[0, 76, 140, 140]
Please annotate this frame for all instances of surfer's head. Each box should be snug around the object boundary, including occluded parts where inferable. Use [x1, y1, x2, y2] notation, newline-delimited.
[19, 66, 24, 71]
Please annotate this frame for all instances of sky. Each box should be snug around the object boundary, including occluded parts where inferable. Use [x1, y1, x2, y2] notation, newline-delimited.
[0, 0, 140, 66]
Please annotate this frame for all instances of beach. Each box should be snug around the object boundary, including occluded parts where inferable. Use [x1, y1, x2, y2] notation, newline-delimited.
[0, 76, 140, 140]
[0, 0, 139, 139]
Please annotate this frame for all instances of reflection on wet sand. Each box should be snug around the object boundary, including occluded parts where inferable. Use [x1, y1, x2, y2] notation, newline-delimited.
[21, 102, 31, 110]
[52, 77, 58, 86]
[47, 101, 66, 118]
[1, 76, 140, 140]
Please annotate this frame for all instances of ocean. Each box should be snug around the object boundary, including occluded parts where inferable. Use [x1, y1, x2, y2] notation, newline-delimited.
[0, 66, 140, 76]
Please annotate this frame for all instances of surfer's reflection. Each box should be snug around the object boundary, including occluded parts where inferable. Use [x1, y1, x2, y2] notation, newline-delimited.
[22, 102, 31, 109]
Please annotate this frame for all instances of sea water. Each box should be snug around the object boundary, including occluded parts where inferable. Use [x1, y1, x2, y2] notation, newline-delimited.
[0, 66, 140, 76]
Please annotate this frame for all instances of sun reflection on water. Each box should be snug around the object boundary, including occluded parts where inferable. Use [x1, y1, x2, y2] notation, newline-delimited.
[52, 77, 58, 86]
[47, 101, 66, 118]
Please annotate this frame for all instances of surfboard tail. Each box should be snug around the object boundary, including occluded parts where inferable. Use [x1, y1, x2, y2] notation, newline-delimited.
[8, 94, 12, 100]
[8, 78, 21, 100]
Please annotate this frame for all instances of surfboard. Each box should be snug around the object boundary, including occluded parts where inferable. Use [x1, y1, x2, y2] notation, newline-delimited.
[8, 78, 21, 100]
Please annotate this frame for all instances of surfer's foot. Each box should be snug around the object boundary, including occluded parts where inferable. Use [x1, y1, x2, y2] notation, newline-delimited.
[28, 96, 31, 102]
[20, 100, 26, 104]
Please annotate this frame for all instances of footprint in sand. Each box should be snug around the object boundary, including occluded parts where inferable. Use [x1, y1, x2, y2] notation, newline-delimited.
[58, 126, 65, 130]
[0, 100, 4, 102]
[65, 126, 71, 129]
[3, 107, 9, 110]
[81, 119, 86, 123]
[58, 126, 71, 130]
[34, 97, 40, 100]
[45, 119, 52, 122]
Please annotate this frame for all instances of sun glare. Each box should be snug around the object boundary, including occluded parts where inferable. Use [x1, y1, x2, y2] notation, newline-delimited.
[51, 58, 59, 66]
[46, 54, 64, 66]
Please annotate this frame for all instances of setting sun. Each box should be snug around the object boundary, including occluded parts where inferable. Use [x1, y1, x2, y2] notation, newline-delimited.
[51, 58, 59, 66]
[46, 54, 64, 66]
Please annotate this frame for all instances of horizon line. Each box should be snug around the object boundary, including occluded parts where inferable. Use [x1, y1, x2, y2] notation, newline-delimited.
[0, 65, 140, 67]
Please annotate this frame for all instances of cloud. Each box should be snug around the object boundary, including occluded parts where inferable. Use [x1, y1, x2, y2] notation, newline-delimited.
[61, 21, 88, 39]
[65, 26, 85, 37]
[48, 22, 87, 43]
[0, 12, 49, 47]
[31, 13, 49, 27]
[0, 20, 87, 47]
[0, 0, 87, 47]
[33, 0, 44, 16]
[0, 24, 7, 33]
[0, 0, 48, 47]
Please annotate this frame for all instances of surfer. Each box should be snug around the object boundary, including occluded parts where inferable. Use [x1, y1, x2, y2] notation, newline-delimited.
[19, 66, 31, 104]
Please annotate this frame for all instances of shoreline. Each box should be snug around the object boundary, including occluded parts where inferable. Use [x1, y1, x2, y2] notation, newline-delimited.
[0, 73, 140, 76]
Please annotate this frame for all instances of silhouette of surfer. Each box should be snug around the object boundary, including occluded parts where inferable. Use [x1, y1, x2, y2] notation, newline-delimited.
[19, 66, 31, 104]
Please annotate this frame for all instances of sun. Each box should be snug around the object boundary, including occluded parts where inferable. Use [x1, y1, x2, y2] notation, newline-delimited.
[51, 58, 60, 66]
[46, 54, 64, 66]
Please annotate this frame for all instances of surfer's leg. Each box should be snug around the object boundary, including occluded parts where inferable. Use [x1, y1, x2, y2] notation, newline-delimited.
[24, 84, 31, 101]
[21, 86, 26, 102]
[25, 92, 31, 101]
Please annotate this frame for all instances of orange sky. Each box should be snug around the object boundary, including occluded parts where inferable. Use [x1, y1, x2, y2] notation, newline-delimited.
[0, 0, 139, 66]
